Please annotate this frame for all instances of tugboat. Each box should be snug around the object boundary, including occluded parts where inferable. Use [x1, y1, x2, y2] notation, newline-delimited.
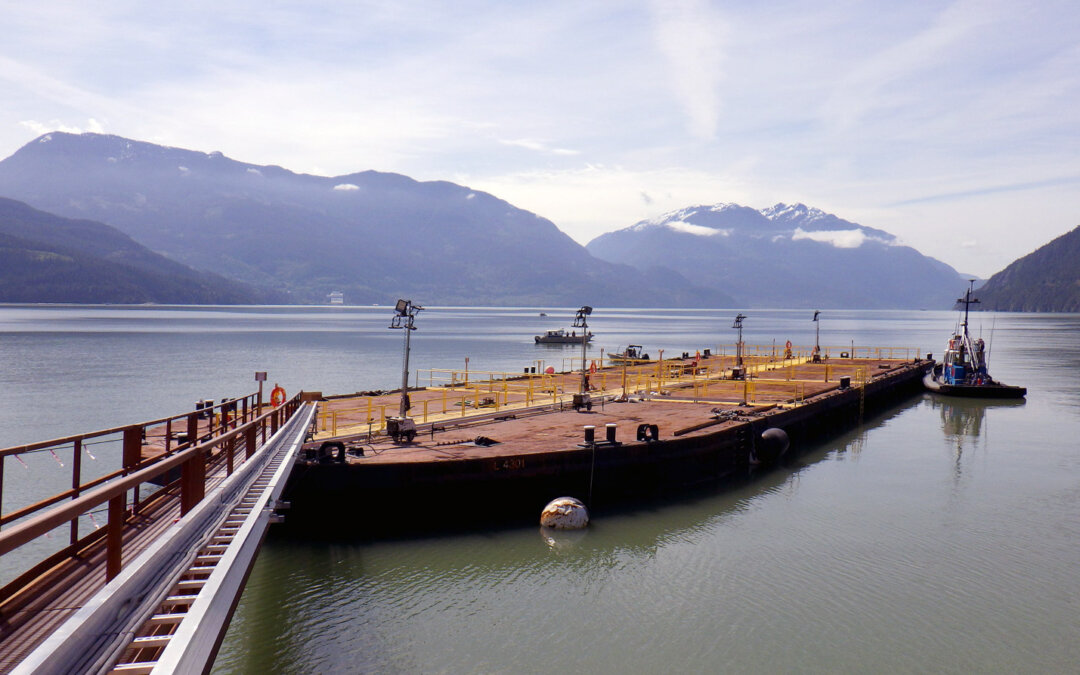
[924, 281, 1026, 399]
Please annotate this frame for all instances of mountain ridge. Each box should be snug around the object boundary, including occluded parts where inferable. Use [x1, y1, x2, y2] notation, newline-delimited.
[973, 224, 1080, 312]
[0, 196, 279, 304]
[0, 132, 736, 307]
[587, 202, 966, 309]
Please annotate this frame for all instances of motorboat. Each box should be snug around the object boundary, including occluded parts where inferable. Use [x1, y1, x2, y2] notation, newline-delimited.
[534, 328, 592, 344]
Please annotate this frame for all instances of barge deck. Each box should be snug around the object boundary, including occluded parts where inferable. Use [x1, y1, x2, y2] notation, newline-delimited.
[282, 353, 931, 537]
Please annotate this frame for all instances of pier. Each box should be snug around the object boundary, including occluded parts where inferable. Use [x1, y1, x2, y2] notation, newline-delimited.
[0, 394, 315, 674]
[0, 343, 929, 672]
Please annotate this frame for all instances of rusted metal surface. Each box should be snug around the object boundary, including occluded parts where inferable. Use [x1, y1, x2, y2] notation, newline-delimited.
[540, 497, 589, 529]
[281, 357, 931, 537]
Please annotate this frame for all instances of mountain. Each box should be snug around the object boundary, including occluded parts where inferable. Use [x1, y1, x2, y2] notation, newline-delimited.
[0, 133, 735, 307]
[0, 197, 279, 304]
[586, 202, 967, 309]
[972, 224, 1080, 312]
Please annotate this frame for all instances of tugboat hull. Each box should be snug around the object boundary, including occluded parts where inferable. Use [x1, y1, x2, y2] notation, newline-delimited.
[923, 365, 1026, 399]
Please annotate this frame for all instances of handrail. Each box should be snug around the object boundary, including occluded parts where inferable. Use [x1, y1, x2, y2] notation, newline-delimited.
[0, 394, 300, 561]
[0, 391, 263, 458]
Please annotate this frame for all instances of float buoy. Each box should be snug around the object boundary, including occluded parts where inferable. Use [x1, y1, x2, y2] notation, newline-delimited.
[540, 496, 589, 529]
[753, 427, 790, 465]
[270, 385, 286, 407]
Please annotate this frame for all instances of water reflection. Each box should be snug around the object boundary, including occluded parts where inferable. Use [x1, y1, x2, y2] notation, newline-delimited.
[932, 396, 1025, 452]
[216, 397, 929, 674]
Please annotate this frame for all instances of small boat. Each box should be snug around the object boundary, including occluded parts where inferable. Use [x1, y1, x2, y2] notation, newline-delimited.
[923, 281, 1026, 399]
[534, 328, 592, 344]
[609, 345, 650, 364]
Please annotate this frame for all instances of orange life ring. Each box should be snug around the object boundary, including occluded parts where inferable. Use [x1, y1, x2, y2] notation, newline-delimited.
[785, 340, 792, 349]
[589, 360, 597, 374]
[270, 385, 286, 407]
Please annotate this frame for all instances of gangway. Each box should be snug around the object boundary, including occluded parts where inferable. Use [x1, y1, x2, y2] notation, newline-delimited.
[0, 397, 316, 674]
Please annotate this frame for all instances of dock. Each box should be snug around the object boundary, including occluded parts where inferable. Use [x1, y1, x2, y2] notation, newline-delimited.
[0, 394, 315, 674]
[0, 343, 929, 672]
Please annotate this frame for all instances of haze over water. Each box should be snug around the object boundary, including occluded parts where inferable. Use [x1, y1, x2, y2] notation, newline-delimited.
[1, 306, 1077, 673]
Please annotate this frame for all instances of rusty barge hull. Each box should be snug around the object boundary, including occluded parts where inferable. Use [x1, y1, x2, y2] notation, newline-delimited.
[280, 360, 931, 537]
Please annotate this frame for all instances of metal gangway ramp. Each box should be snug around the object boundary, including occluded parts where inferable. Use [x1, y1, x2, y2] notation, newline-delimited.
[0, 394, 317, 674]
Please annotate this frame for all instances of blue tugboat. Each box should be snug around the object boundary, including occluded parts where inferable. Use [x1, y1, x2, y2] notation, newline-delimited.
[923, 281, 1026, 399]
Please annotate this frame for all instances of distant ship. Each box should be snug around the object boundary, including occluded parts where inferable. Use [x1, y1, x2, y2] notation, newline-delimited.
[328, 291, 344, 305]
[534, 328, 592, 344]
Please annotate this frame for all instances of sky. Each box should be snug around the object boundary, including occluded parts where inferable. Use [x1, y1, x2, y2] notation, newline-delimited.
[1, 0, 1078, 278]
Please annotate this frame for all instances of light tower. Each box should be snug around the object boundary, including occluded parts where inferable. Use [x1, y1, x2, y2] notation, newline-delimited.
[388, 298, 423, 441]
[812, 310, 821, 362]
[573, 305, 593, 394]
[732, 313, 746, 371]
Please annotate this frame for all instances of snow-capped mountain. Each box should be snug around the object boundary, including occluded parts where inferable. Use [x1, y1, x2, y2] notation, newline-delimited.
[587, 202, 967, 309]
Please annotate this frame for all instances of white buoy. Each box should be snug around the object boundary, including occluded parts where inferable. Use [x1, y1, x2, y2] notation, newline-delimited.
[540, 496, 589, 530]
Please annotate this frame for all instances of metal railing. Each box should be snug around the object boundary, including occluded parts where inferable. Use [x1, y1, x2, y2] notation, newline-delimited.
[0, 393, 304, 596]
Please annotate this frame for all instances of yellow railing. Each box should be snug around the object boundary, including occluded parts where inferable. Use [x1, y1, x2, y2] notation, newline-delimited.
[318, 348, 909, 437]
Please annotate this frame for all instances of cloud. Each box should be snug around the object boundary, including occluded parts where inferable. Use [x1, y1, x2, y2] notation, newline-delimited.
[20, 118, 105, 135]
[665, 220, 729, 237]
[1, 2, 1078, 279]
[649, 0, 728, 139]
[499, 138, 579, 156]
[465, 163, 758, 246]
[792, 227, 887, 249]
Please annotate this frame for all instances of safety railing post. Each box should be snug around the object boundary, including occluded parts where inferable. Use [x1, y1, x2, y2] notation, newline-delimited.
[245, 424, 257, 460]
[70, 438, 82, 544]
[123, 426, 141, 514]
[181, 413, 203, 516]
[106, 493, 124, 581]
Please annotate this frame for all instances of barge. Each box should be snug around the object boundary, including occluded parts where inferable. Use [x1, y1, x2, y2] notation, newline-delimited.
[281, 352, 932, 537]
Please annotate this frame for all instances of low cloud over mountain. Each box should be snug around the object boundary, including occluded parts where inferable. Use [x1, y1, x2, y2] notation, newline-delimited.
[587, 203, 968, 309]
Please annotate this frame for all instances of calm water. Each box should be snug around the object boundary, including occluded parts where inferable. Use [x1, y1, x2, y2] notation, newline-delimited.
[1, 305, 1078, 673]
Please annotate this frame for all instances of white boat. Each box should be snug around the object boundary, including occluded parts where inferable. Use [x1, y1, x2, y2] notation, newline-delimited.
[534, 328, 592, 344]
